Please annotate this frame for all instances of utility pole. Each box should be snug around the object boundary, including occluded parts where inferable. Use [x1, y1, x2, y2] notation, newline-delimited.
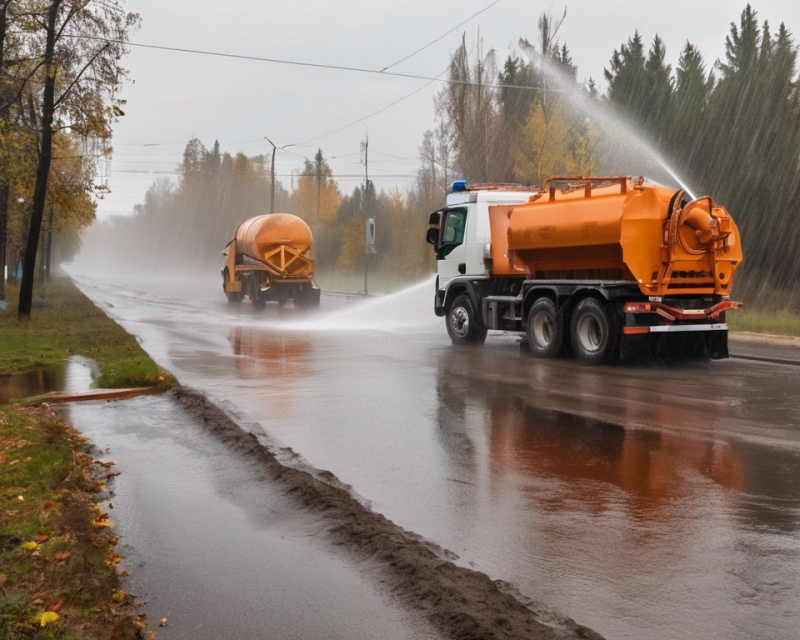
[316, 149, 321, 245]
[269, 142, 277, 214]
[265, 137, 295, 214]
[362, 135, 369, 296]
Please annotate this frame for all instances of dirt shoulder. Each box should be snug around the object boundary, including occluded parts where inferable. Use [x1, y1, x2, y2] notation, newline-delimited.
[729, 331, 800, 348]
[0, 279, 174, 389]
[0, 403, 149, 640]
[172, 385, 604, 640]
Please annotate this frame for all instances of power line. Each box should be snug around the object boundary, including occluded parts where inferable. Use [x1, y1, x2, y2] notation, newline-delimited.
[295, 67, 447, 147]
[100, 171, 418, 179]
[380, 0, 503, 72]
[63, 34, 544, 92]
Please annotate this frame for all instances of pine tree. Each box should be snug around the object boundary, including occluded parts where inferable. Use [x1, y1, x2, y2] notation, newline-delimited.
[670, 42, 712, 167]
[553, 43, 577, 78]
[604, 31, 648, 120]
[642, 35, 673, 142]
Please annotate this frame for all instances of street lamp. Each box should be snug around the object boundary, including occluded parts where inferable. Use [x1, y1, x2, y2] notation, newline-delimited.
[265, 137, 295, 214]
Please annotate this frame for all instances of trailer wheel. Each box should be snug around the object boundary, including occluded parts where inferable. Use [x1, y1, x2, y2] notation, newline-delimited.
[224, 270, 242, 304]
[571, 297, 617, 365]
[447, 294, 487, 346]
[526, 297, 562, 358]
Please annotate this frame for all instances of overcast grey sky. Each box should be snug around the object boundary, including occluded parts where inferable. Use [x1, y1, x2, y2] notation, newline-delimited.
[97, 0, 796, 218]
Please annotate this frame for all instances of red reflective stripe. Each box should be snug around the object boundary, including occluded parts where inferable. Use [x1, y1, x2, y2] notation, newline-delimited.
[623, 326, 650, 335]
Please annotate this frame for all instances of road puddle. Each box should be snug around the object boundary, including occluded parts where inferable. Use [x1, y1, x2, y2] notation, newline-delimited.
[0, 356, 98, 403]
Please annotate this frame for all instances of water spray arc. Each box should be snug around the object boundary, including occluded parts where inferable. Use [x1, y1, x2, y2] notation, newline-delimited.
[516, 39, 697, 200]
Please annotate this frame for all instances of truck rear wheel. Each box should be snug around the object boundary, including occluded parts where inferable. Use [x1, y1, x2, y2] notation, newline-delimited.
[571, 297, 617, 365]
[247, 274, 264, 308]
[224, 270, 242, 304]
[526, 297, 562, 358]
[447, 294, 487, 346]
[295, 285, 321, 309]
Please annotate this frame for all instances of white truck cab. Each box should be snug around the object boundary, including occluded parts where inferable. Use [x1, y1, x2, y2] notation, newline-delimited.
[430, 181, 538, 289]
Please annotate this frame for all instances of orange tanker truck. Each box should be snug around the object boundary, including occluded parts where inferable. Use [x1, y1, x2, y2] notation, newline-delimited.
[426, 176, 742, 364]
[222, 213, 321, 308]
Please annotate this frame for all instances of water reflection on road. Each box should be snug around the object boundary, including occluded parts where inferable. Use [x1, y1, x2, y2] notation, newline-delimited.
[71, 274, 800, 640]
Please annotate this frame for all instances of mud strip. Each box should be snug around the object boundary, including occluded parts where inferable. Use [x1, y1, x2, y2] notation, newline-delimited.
[170, 385, 602, 640]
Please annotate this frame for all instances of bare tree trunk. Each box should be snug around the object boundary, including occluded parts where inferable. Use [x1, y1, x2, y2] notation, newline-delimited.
[0, 181, 7, 299]
[45, 207, 53, 281]
[18, 0, 61, 319]
[0, 1, 11, 302]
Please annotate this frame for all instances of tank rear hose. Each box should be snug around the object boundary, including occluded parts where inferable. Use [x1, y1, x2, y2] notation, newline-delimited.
[677, 199, 718, 255]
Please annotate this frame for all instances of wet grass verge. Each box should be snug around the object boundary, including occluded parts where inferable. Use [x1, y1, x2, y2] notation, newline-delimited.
[0, 280, 174, 389]
[0, 403, 146, 639]
[728, 308, 800, 337]
[171, 385, 604, 640]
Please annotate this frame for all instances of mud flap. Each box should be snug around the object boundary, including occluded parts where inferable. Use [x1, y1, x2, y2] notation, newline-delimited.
[709, 331, 729, 360]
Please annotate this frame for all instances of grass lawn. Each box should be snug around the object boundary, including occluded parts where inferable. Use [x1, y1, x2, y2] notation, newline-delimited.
[1, 279, 174, 389]
[0, 404, 145, 639]
[727, 308, 800, 337]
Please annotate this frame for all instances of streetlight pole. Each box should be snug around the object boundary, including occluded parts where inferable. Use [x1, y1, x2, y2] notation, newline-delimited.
[363, 135, 369, 296]
[265, 137, 295, 214]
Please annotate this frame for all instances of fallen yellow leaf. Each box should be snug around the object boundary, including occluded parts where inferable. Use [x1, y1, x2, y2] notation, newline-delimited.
[111, 591, 127, 603]
[92, 519, 115, 528]
[40, 611, 59, 627]
[21, 542, 37, 551]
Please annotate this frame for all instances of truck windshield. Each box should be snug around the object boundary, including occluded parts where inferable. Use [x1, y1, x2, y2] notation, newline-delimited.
[438, 207, 467, 258]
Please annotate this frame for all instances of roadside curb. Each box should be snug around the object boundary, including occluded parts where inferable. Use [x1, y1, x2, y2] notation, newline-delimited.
[26, 386, 166, 405]
[730, 354, 800, 367]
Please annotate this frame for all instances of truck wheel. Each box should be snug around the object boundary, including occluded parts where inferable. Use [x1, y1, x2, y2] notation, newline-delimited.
[224, 270, 242, 304]
[526, 297, 562, 358]
[295, 286, 320, 309]
[571, 297, 617, 365]
[248, 274, 264, 308]
[447, 294, 487, 346]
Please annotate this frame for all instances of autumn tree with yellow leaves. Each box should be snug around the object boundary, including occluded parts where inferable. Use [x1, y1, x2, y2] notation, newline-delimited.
[292, 149, 341, 237]
[13, 0, 139, 319]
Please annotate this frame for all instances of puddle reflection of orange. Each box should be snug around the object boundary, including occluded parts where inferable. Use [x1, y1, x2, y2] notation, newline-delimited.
[488, 395, 743, 512]
[434, 351, 743, 520]
[229, 327, 311, 419]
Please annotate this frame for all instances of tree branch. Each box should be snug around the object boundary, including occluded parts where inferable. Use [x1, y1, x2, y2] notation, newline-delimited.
[0, 60, 47, 113]
[53, 43, 109, 109]
[54, 3, 83, 44]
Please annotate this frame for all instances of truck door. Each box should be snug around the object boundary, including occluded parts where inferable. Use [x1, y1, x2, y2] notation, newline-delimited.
[437, 206, 468, 288]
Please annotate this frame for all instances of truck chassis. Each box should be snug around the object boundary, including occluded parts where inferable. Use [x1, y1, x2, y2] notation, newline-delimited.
[435, 276, 735, 364]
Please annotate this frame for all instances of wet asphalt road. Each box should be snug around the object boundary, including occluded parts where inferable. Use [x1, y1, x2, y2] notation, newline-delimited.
[71, 272, 800, 640]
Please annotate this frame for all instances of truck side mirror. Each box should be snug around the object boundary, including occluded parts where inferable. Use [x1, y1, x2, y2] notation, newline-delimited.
[426, 228, 439, 246]
[429, 212, 440, 225]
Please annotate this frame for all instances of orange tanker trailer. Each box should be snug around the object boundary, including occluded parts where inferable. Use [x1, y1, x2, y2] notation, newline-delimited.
[222, 214, 321, 308]
[426, 176, 743, 364]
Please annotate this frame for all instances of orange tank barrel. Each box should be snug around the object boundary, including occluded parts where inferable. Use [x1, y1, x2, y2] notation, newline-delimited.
[235, 214, 313, 262]
[491, 177, 742, 297]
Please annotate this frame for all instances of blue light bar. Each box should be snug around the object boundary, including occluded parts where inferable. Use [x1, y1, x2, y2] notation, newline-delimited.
[451, 180, 467, 193]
